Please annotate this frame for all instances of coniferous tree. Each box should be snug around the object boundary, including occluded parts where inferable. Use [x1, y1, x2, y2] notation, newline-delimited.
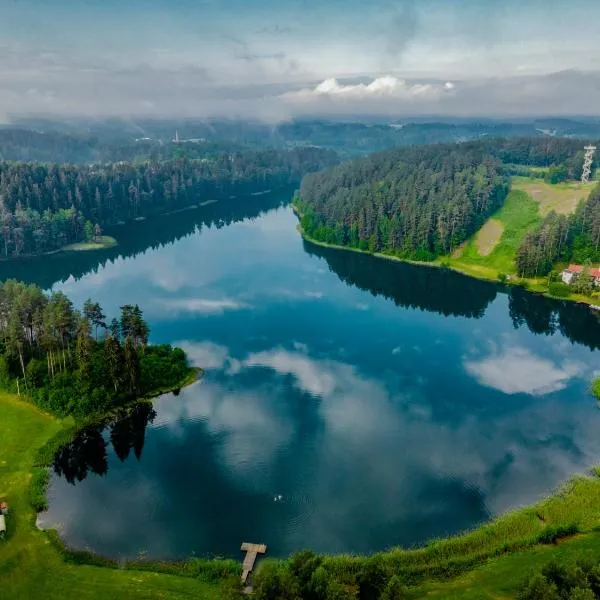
[123, 336, 141, 395]
[104, 335, 124, 393]
[83, 299, 106, 340]
[75, 316, 93, 381]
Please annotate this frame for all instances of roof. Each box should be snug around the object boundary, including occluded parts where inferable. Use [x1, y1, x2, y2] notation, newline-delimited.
[566, 265, 600, 278]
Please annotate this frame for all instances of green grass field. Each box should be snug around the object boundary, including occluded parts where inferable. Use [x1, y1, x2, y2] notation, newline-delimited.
[512, 177, 595, 217]
[4, 390, 600, 599]
[449, 189, 541, 278]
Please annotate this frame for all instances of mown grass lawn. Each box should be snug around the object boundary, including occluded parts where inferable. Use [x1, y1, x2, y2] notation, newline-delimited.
[450, 189, 541, 277]
[0, 392, 226, 600]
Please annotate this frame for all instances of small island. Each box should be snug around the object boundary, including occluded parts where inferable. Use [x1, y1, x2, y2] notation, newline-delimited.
[61, 235, 117, 253]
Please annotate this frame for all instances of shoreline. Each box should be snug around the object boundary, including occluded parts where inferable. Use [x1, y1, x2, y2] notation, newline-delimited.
[0, 235, 118, 261]
[293, 208, 598, 310]
[4, 370, 600, 596]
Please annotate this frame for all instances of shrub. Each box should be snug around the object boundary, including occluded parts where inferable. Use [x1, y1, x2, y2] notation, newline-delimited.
[517, 573, 560, 600]
[29, 468, 50, 512]
[549, 282, 571, 298]
[592, 378, 600, 402]
[537, 523, 579, 545]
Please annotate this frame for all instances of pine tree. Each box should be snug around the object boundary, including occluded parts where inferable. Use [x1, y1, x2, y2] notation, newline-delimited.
[123, 336, 141, 395]
[76, 316, 93, 381]
[104, 335, 124, 393]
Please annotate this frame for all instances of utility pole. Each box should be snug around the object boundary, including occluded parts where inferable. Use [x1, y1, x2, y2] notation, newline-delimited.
[582, 145, 597, 183]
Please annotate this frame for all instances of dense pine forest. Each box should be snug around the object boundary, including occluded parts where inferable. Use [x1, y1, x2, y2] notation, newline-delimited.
[0, 146, 337, 257]
[296, 143, 510, 259]
[295, 137, 598, 264]
[0, 280, 191, 417]
[516, 183, 600, 278]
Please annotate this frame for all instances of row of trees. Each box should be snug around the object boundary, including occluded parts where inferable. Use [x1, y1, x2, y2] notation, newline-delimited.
[516, 183, 600, 278]
[297, 143, 510, 259]
[0, 205, 99, 257]
[0, 280, 189, 416]
[0, 146, 338, 257]
[253, 551, 406, 600]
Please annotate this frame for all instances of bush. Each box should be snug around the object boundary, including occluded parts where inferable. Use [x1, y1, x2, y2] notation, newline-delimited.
[29, 468, 50, 512]
[497, 273, 508, 283]
[592, 378, 600, 402]
[537, 523, 579, 545]
[517, 573, 560, 600]
[26, 358, 48, 388]
[549, 282, 571, 298]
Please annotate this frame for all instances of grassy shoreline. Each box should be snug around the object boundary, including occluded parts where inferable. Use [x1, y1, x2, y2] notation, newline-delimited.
[295, 215, 598, 309]
[0, 390, 236, 600]
[61, 235, 118, 252]
[4, 368, 600, 598]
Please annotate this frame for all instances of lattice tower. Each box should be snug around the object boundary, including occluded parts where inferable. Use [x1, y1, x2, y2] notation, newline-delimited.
[582, 145, 597, 183]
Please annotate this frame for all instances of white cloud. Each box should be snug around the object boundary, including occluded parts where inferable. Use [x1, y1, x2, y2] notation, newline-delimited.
[161, 298, 250, 315]
[174, 341, 232, 370]
[284, 76, 455, 103]
[244, 349, 337, 397]
[464, 346, 583, 396]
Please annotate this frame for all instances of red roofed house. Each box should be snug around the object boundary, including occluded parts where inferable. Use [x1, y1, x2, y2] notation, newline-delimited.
[561, 264, 600, 286]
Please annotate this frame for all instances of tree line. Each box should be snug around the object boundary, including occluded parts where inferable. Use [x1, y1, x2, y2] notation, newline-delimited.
[516, 183, 600, 279]
[0, 279, 190, 417]
[296, 143, 510, 260]
[0, 146, 337, 257]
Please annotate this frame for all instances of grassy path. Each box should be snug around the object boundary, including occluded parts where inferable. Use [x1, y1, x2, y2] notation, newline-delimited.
[0, 392, 225, 600]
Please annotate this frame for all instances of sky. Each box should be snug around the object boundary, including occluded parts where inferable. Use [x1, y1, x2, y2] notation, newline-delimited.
[2, 0, 600, 121]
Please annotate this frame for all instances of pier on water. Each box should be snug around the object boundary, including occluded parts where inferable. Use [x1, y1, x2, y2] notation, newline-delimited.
[240, 542, 267, 591]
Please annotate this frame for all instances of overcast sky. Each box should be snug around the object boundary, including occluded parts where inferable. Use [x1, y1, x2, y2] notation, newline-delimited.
[2, 0, 600, 121]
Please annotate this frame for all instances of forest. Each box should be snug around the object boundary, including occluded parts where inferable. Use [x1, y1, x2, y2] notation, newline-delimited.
[296, 137, 599, 264]
[4, 118, 600, 164]
[516, 183, 600, 279]
[296, 143, 510, 259]
[0, 146, 337, 257]
[0, 280, 191, 418]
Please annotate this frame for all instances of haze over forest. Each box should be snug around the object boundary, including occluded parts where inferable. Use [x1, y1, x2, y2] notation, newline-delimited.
[2, 0, 600, 121]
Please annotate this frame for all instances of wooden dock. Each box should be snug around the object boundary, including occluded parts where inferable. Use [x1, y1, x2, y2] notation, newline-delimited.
[240, 542, 267, 587]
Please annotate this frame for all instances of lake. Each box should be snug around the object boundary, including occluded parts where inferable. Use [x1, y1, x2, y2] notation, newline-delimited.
[11, 191, 599, 561]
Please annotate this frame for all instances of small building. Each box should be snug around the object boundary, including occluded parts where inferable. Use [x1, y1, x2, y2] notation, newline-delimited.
[0, 514, 6, 538]
[561, 264, 600, 286]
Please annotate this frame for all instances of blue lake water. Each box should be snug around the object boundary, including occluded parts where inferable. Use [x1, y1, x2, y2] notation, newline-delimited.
[12, 192, 599, 561]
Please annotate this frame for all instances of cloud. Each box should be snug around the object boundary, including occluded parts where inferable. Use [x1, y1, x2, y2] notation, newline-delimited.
[244, 349, 338, 397]
[160, 298, 250, 315]
[174, 341, 231, 370]
[284, 76, 455, 103]
[464, 346, 583, 396]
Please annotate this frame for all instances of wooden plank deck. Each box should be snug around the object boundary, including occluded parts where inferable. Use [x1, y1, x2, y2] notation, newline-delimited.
[240, 542, 267, 585]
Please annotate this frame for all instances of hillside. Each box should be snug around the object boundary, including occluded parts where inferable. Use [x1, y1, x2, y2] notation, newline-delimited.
[0, 147, 337, 258]
[296, 143, 510, 260]
[296, 138, 600, 305]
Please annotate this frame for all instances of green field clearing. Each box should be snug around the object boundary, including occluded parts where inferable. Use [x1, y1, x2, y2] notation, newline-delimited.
[513, 177, 595, 216]
[450, 189, 541, 277]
